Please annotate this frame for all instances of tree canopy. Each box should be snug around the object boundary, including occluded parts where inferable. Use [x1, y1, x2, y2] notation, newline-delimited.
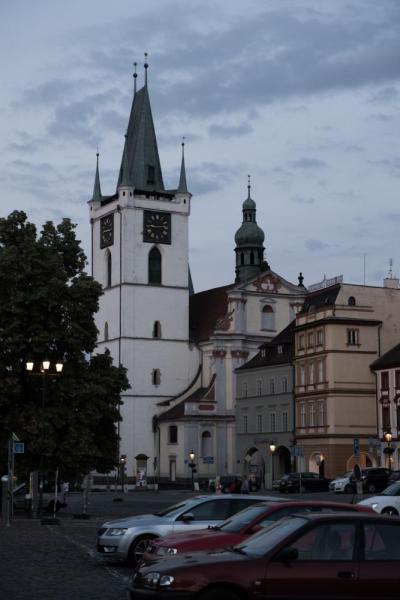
[0, 211, 129, 481]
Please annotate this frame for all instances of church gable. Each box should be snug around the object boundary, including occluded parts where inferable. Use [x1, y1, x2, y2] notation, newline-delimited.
[239, 269, 304, 296]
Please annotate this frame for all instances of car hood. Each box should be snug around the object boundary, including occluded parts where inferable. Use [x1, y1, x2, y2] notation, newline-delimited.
[103, 514, 167, 528]
[357, 497, 381, 505]
[139, 548, 247, 574]
[333, 478, 349, 484]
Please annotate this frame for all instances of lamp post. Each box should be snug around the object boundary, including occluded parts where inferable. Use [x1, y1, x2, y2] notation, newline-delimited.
[188, 450, 196, 490]
[384, 431, 394, 470]
[119, 455, 127, 492]
[269, 442, 276, 490]
[26, 359, 63, 518]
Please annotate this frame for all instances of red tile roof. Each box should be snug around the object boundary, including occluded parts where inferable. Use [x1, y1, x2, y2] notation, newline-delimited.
[189, 284, 234, 342]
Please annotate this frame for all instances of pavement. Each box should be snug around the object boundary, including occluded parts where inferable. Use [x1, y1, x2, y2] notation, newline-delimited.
[0, 489, 361, 600]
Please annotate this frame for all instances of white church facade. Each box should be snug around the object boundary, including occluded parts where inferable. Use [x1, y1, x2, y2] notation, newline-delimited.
[89, 64, 305, 485]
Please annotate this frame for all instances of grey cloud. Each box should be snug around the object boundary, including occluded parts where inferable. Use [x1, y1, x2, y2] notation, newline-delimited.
[369, 86, 400, 103]
[369, 158, 400, 175]
[187, 162, 243, 196]
[289, 158, 326, 169]
[208, 122, 253, 139]
[305, 239, 329, 251]
[292, 196, 316, 205]
[368, 113, 395, 122]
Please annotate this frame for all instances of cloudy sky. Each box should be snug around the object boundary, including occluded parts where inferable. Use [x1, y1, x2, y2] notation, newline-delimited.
[1, 0, 399, 291]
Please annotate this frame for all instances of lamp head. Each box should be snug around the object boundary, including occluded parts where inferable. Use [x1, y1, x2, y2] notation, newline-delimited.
[55, 362, 64, 373]
[269, 442, 276, 454]
[384, 431, 392, 443]
[26, 361, 34, 372]
[42, 360, 50, 371]
[189, 450, 195, 462]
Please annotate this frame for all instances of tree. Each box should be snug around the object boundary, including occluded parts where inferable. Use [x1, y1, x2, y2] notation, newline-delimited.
[0, 211, 129, 481]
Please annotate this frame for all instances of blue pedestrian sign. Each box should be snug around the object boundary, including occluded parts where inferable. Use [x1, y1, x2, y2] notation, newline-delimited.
[202, 456, 214, 464]
[13, 442, 25, 454]
[353, 438, 360, 457]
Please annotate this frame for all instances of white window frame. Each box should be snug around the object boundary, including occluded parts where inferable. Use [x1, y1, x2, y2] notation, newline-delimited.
[309, 402, 315, 427]
[319, 401, 325, 426]
[257, 414, 263, 433]
[300, 403, 306, 428]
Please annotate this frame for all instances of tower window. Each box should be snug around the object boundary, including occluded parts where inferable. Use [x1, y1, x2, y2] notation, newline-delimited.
[106, 249, 112, 287]
[201, 430, 212, 456]
[347, 328, 359, 346]
[168, 425, 177, 444]
[147, 165, 155, 184]
[348, 296, 356, 306]
[250, 252, 254, 265]
[262, 305, 275, 330]
[153, 321, 162, 338]
[148, 247, 162, 284]
[152, 369, 161, 386]
[240, 252, 244, 266]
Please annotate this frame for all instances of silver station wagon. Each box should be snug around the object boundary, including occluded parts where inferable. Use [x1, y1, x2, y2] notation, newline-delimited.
[97, 493, 269, 564]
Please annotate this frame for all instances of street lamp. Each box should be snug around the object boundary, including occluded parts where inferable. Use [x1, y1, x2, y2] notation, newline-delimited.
[188, 450, 196, 490]
[119, 455, 127, 492]
[384, 431, 394, 470]
[269, 442, 276, 489]
[25, 359, 64, 517]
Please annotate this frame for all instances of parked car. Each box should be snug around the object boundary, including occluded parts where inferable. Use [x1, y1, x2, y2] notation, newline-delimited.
[10, 482, 66, 513]
[388, 469, 400, 485]
[358, 481, 400, 515]
[278, 472, 332, 493]
[97, 493, 268, 564]
[349, 467, 391, 493]
[128, 512, 400, 600]
[328, 471, 353, 493]
[143, 499, 373, 563]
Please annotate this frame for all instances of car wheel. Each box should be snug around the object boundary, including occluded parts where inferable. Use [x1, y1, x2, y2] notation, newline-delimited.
[199, 587, 240, 600]
[344, 484, 352, 493]
[381, 506, 399, 516]
[128, 535, 157, 566]
[367, 483, 376, 493]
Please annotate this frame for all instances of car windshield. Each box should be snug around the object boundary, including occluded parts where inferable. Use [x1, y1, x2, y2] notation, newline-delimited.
[338, 472, 352, 479]
[218, 504, 273, 533]
[234, 516, 307, 558]
[382, 483, 400, 496]
[154, 501, 192, 517]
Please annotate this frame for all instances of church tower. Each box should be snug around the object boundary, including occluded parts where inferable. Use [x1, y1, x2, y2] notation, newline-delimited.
[234, 178, 268, 283]
[89, 59, 199, 484]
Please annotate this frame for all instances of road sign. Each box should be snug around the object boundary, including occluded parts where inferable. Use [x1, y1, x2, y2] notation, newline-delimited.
[353, 438, 360, 457]
[202, 456, 214, 464]
[13, 442, 24, 454]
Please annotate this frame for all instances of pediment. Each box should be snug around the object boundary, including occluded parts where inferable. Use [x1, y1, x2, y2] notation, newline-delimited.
[238, 270, 303, 295]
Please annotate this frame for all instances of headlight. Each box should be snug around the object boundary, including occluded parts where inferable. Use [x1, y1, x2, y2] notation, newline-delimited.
[160, 575, 175, 587]
[107, 528, 128, 536]
[371, 503, 379, 510]
[157, 547, 178, 556]
[143, 572, 161, 588]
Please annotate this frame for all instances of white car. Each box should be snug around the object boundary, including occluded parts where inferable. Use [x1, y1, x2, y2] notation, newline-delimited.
[357, 482, 400, 515]
[329, 471, 353, 493]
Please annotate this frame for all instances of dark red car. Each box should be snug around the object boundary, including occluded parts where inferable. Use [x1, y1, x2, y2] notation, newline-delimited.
[143, 500, 373, 563]
[128, 512, 400, 600]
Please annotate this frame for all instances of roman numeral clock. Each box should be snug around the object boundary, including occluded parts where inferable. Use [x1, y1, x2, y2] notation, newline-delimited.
[100, 214, 114, 248]
[143, 211, 171, 244]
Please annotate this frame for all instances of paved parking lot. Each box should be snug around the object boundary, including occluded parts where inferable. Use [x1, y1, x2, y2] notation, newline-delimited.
[0, 489, 361, 600]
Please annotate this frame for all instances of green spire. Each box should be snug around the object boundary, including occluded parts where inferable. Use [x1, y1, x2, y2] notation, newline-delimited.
[92, 152, 102, 201]
[177, 140, 188, 193]
[117, 57, 164, 192]
[120, 135, 133, 187]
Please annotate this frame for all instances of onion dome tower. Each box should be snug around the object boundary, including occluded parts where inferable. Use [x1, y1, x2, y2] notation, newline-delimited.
[234, 176, 268, 283]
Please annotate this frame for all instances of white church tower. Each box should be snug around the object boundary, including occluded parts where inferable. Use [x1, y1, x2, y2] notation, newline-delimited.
[89, 59, 199, 485]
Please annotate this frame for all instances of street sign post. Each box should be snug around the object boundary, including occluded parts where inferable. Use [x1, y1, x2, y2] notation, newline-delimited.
[13, 442, 24, 454]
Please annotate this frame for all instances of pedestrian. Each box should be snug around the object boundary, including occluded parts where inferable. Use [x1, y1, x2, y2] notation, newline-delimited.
[215, 476, 222, 494]
[241, 476, 249, 494]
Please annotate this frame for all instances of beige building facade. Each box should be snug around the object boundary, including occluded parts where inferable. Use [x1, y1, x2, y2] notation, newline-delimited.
[294, 278, 400, 479]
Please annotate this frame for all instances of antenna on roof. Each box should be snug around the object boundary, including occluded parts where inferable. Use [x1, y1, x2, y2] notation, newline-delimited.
[133, 61, 138, 95]
[247, 174, 251, 198]
[144, 52, 149, 86]
[389, 258, 393, 278]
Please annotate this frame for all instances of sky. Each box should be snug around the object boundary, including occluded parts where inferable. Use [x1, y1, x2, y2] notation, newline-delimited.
[1, 0, 399, 292]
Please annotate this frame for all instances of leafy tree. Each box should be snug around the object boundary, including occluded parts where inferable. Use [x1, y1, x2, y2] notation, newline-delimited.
[0, 211, 129, 482]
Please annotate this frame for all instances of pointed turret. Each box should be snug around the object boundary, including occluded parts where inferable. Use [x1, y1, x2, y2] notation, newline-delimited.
[92, 152, 102, 201]
[120, 135, 133, 187]
[234, 176, 266, 283]
[117, 55, 164, 192]
[177, 140, 188, 194]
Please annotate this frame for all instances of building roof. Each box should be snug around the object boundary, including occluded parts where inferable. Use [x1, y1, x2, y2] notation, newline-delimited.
[299, 283, 341, 314]
[371, 343, 400, 371]
[117, 85, 164, 192]
[236, 320, 295, 371]
[189, 284, 233, 342]
[158, 375, 216, 421]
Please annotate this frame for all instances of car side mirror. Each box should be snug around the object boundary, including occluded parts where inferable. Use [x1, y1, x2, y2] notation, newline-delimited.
[248, 523, 263, 535]
[181, 512, 195, 523]
[276, 547, 298, 562]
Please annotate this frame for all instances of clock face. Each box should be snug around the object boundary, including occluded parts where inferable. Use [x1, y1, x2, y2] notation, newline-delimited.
[143, 211, 171, 244]
[100, 214, 114, 248]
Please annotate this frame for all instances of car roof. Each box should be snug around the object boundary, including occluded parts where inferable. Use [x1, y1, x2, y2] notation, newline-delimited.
[290, 511, 399, 523]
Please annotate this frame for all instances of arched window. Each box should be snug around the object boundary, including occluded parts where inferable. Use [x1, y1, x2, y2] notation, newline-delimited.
[240, 252, 244, 265]
[148, 247, 162, 284]
[152, 369, 161, 386]
[201, 431, 212, 457]
[348, 296, 356, 306]
[104, 322, 109, 341]
[250, 251, 254, 265]
[105, 249, 112, 287]
[153, 321, 161, 338]
[168, 425, 177, 444]
[262, 305, 275, 330]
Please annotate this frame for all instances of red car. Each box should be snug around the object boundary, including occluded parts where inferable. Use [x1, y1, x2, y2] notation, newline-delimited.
[128, 512, 400, 600]
[143, 500, 373, 563]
